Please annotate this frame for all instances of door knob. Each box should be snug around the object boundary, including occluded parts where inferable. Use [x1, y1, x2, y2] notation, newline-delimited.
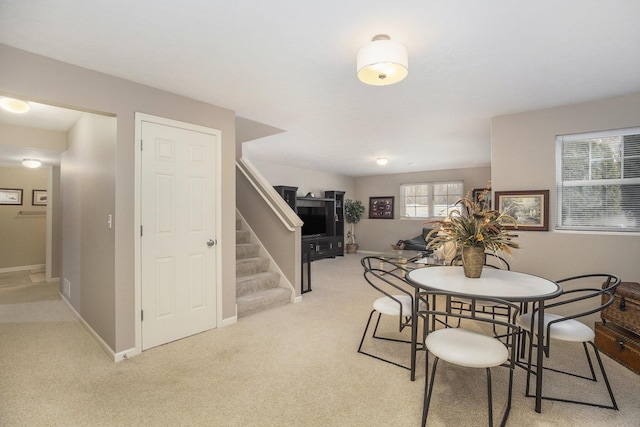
[207, 239, 216, 247]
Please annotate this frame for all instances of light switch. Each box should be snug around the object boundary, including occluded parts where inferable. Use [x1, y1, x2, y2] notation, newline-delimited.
[107, 214, 113, 229]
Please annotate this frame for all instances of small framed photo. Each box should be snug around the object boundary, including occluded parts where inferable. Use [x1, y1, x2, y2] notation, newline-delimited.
[495, 190, 549, 231]
[32, 190, 47, 206]
[0, 188, 23, 205]
[471, 188, 491, 209]
[369, 196, 394, 219]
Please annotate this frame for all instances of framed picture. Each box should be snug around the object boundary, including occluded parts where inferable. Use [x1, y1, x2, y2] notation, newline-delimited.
[0, 188, 23, 205]
[32, 190, 47, 206]
[471, 188, 491, 209]
[369, 196, 394, 219]
[495, 190, 549, 231]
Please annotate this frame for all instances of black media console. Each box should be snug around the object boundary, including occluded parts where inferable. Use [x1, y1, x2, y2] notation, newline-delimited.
[274, 187, 345, 262]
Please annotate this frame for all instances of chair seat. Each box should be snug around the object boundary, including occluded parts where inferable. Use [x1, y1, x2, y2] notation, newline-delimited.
[517, 312, 595, 342]
[425, 328, 508, 368]
[373, 295, 412, 316]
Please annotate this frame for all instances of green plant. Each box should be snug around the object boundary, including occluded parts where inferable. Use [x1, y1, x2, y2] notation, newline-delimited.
[344, 199, 366, 245]
[425, 188, 519, 254]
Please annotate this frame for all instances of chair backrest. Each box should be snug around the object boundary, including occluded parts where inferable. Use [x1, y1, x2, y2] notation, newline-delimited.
[361, 256, 416, 321]
[450, 252, 511, 270]
[541, 274, 621, 339]
[417, 288, 521, 354]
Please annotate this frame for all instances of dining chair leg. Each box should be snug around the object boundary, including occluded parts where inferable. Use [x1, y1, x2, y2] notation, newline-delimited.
[589, 341, 618, 410]
[582, 342, 597, 381]
[485, 368, 493, 426]
[421, 356, 439, 427]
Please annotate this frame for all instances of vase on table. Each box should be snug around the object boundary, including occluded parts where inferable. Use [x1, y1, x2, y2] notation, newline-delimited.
[462, 246, 485, 278]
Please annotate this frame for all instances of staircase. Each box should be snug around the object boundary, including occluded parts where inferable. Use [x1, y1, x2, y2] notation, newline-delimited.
[236, 218, 292, 318]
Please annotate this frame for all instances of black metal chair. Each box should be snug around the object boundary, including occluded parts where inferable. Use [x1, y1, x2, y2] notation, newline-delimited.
[358, 256, 423, 371]
[419, 290, 521, 427]
[517, 273, 621, 410]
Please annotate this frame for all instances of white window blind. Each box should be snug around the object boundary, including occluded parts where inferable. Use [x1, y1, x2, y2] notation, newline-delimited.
[400, 181, 464, 219]
[556, 128, 640, 232]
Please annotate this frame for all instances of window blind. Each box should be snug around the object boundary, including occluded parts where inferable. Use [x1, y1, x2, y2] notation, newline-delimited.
[556, 128, 640, 232]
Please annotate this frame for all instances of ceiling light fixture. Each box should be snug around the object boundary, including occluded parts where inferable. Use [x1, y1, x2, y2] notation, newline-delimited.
[376, 157, 388, 165]
[22, 158, 42, 168]
[0, 97, 30, 114]
[357, 34, 408, 86]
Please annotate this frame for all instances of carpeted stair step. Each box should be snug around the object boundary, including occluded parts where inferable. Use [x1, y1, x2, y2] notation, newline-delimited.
[236, 257, 270, 277]
[237, 287, 291, 318]
[236, 229, 250, 244]
[236, 271, 281, 297]
[236, 242, 260, 260]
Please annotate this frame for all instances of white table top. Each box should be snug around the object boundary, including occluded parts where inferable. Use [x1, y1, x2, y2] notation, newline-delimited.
[407, 266, 562, 302]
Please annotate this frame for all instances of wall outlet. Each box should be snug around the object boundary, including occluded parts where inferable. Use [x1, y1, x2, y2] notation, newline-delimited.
[63, 278, 71, 298]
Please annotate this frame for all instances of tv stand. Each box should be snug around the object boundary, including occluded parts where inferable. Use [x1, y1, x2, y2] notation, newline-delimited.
[302, 234, 343, 261]
[273, 187, 345, 262]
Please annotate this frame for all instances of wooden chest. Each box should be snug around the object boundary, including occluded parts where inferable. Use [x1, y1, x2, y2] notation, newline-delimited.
[594, 322, 640, 375]
[602, 281, 640, 336]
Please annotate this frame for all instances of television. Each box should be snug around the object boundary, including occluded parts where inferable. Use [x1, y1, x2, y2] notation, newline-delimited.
[298, 206, 327, 236]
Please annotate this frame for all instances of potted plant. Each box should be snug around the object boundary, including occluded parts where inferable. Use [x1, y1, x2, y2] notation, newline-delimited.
[344, 199, 366, 254]
[425, 188, 519, 277]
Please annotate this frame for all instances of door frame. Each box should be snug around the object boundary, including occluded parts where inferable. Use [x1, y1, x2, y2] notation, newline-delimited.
[133, 113, 223, 355]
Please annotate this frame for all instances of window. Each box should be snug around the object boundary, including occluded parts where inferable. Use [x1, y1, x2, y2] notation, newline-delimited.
[556, 128, 640, 232]
[400, 181, 464, 219]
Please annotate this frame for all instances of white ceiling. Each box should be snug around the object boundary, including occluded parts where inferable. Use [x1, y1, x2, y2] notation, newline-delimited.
[1, 1, 639, 176]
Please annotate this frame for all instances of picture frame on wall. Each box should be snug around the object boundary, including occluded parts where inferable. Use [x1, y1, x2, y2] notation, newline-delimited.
[0, 188, 23, 205]
[32, 190, 47, 206]
[495, 190, 549, 231]
[471, 187, 491, 210]
[369, 196, 394, 219]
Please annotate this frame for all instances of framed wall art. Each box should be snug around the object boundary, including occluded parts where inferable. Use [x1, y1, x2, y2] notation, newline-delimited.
[495, 190, 549, 231]
[471, 187, 491, 209]
[0, 188, 23, 205]
[32, 190, 47, 206]
[369, 196, 394, 219]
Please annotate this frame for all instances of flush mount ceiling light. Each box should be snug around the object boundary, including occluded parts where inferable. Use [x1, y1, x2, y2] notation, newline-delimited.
[0, 97, 30, 114]
[22, 158, 42, 168]
[357, 34, 408, 86]
[376, 157, 388, 165]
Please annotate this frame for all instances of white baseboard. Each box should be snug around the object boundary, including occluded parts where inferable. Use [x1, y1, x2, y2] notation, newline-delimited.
[59, 293, 131, 362]
[0, 264, 45, 273]
[220, 315, 237, 328]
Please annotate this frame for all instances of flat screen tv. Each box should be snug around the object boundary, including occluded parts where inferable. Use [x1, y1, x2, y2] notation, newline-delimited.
[298, 206, 327, 236]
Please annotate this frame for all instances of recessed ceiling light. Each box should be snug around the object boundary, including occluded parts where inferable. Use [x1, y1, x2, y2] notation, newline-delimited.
[376, 157, 388, 165]
[22, 158, 42, 168]
[0, 97, 30, 114]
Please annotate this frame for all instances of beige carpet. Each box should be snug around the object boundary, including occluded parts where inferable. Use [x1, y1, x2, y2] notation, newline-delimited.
[1, 257, 639, 426]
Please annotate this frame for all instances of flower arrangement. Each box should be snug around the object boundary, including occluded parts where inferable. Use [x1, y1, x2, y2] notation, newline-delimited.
[425, 188, 519, 255]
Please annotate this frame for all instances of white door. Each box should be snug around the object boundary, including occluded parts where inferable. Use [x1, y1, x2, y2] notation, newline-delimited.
[141, 119, 218, 350]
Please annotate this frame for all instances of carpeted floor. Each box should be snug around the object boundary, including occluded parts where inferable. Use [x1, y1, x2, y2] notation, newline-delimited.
[0, 257, 639, 426]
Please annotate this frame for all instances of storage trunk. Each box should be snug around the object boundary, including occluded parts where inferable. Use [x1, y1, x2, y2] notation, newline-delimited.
[602, 281, 640, 336]
[594, 322, 640, 375]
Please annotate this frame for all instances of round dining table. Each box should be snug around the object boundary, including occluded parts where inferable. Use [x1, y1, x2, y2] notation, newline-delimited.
[407, 266, 562, 413]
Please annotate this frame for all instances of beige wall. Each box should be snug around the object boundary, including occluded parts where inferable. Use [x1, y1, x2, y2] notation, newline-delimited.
[251, 160, 492, 254]
[1, 43, 237, 353]
[0, 122, 67, 153]
[250, 159, 356, 200]
[49, 165, 62, 279]
[354, 167, 492, 252]
[0, 166, 48, 269]
[491, 93, 640, 282]
[61, 113, 117, 345]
